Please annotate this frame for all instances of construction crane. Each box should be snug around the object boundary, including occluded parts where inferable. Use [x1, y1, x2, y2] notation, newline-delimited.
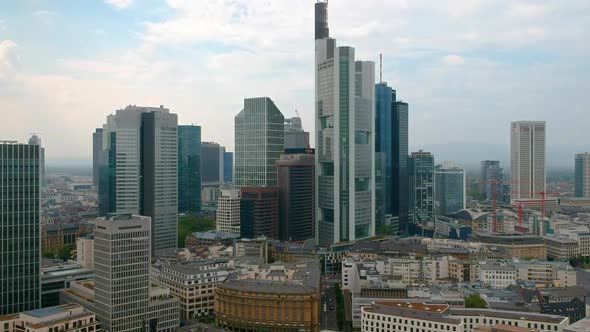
[294, 109, 311, 155]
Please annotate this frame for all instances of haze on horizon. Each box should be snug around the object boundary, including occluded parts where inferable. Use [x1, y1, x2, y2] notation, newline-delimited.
[1, 0, 589, 169]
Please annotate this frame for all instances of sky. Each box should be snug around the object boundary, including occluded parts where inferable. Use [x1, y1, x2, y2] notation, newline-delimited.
[0, 0, 589, 168]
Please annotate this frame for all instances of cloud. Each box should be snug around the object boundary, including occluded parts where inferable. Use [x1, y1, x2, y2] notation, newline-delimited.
[442, 55, 465, 66]
[0, 40, 18, 78]
[33, 10, 57, 23]
[104, 0, 133, 9]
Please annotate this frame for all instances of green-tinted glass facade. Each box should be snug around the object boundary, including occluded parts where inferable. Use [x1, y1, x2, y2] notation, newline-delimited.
[0, 143, 41, 315]
[178, 125, 201, 213]
[235, 97, 285, 188]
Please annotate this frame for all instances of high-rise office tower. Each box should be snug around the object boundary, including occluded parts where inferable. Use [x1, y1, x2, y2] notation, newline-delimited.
[575, 153, 590, 198]
[216, 190, 241, 233]
[201, 142, 225, 188]
[277, 154, 315, 241]
[92, 128, 103, 187]
[240, 187, 279, 239]
[98, 105, 178, 254]
[480, 160, 503, 201]
[178, 125, 202, 213]
[284, 117, 310, 150]
[224, 151, 233, 183]
[393, 100, 409, 232]
[409, 151, 435, 223]
[94, 214, 151, 332]
[0, 141, 41, 315]
[28, 134, 45, 188]
[434, 162, 466, 216]
[235, 97, 285, 188]
[315, 1, 375, 245]
[510, 121, 546, 201]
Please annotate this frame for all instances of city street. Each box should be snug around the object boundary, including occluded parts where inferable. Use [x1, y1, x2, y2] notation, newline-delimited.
[321, 282, 339, 330]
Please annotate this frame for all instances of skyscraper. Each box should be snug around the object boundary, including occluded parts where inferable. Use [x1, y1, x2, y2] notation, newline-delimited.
[409, 151, 435, 224]
[94, 214, 151, 332]
[0, 141, 41, 315]
[201, 142, 225, 188]
[92, 128, 103, 187]
[434, 162, 466, 216]
[510, 121, 546, 201]
[315, 1, 375, 245]
[393, 101, 409, 232]
[28, 134, 45, 188]
[178, 125, 201, 213]
[98, 105, 178, 254]
[240, 187, 279, 239]
[277, 153, 315, 241]
[481, 160, 503, 201]
[284, 117, 310, 150]
[216, 189, 241, 234]
[575, 153, 590, 198]
[235, 97, 285, 188]
[224, 151, 233, 183]
[375, 83, 394, 228]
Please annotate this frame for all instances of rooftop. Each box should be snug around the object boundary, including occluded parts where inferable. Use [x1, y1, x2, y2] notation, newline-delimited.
[363, 302, 460, 325]
[449, 308, 568, 324]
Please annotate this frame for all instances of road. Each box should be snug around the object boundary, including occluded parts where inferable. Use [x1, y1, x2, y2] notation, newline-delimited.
[320, 281, 339, 330]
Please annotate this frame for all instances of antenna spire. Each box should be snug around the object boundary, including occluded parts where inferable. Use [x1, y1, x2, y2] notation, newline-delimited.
[379, 53, 383, 83]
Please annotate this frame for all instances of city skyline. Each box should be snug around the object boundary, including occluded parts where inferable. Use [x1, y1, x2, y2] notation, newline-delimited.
[1, 1, 589, 165]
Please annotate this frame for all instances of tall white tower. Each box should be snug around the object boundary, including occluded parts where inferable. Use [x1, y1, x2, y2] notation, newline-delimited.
[315, 1, 375, 245]
[510, 121, 546, 202]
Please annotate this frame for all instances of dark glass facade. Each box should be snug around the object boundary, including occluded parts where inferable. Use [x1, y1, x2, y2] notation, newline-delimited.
[374, 83, 409, 235]
[409, 151, 434, 223]
[240, 187, 279, 239]
[178, 125, 202, 213]
[0, 143, 41, 315]
[224, 151, 233, 183]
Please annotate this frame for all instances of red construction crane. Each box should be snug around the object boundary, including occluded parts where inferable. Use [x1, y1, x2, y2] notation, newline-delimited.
[294, 109, 311, 155]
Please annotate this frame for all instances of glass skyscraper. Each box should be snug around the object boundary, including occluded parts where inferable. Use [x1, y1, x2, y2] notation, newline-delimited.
[575, 153, 590, 198]
[235, 97, 284, 188]
[434, 162, 466, 216]
[224, 151, 233, 183]
[1, 141, 41, 315]
[178, 125, 201, 213]
[374, 83, 409, 235]
[315, 1, 375, 245]
[409, 151, 434, 223]
[480, 160, 503, 201]
[98, 105, 178, 254]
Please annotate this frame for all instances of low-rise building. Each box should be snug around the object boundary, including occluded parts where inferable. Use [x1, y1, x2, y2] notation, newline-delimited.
[469, 233, 547, 260]
[185, 230, 240, 249]
[152, 259, 233, 321]
[0, 304, 99, 332]
[215, 260, 320, 332]
[449, 307, 569, 332]
[361, 302, 463, 332]
[544, 236, 578, 261]
[479, 263, 517, 289]
[41, 259, 93, 308]
[76, 235, 94, 269]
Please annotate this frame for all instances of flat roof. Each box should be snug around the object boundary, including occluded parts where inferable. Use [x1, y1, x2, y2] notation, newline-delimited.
[364, 302, 460, 325]
[449, 308, 567, 324]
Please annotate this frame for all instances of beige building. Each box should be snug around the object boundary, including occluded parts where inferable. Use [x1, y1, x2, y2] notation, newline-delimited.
[76, 235, 94, 269]
[545, 236, 579, 260]
[0, 304, 98, 332]
[216, 190, 241, 233]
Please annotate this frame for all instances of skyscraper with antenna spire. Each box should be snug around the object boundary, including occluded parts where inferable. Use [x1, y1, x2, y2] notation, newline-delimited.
[315, 0, 375, 245]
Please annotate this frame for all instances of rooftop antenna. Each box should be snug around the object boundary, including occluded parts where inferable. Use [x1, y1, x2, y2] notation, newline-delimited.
[379, 53, 383, 83]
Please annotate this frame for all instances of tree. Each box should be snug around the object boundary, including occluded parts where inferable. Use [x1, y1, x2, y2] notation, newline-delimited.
[465, 294, 488, 308]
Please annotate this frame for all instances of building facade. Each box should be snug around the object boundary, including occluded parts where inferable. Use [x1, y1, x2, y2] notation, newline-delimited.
[235, 97, 285, 188]
[0, 304, 98, 332]
[201, 142, 225, 188]
[216, 190, 241, 234]
[152, 259, 231, 321]
[575, 153, 590, 198]
[28, 134, 45, 189]
[223, 151, 233, 184]
[410, 151, 435, 223]
[434, 162, 466, 216]
[98, 105, 178, 254]
[240, 187, 279, 239]
[92, 128, 103, 187]
[315, 1, 375, 245]
[481, 160, 503, 201]
[284, 117, 310, 150]
[0, 141, 41, 315]
[178, 125, 202, 213]
[277, 154, 315, 241]
[94, 214, 151, 332]
[510, 121, 546, 201]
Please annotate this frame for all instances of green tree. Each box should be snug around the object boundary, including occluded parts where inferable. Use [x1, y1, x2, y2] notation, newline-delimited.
[178, 215, 216, 247]
[465, 294, 488, 308]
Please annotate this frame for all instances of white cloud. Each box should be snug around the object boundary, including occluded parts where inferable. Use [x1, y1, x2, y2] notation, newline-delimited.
[33, 10, 57, 23]
[104, 0, 133, 9]
[442, 55, 465, 66]
[0, 40, 18, 78]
